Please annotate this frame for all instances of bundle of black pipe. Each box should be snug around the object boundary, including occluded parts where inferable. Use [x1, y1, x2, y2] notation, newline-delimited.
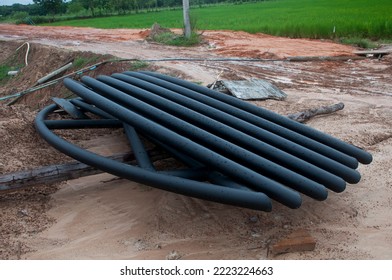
[35, 71, 372, 212]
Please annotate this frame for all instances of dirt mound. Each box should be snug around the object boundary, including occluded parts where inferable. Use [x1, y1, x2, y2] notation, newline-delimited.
[0, 41, 147, 259]
[1, 43, 74, 104]
[0, 24, 148, 42]
[0, 104, 66, 173]
[0, 102, 66, 259]
[0, 41, 147, 108]
[146, 23, 176, 41]
[204, 30, 356, 59]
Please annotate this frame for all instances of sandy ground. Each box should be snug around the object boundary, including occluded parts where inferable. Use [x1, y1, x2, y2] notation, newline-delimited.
[0, 24, 392, 260]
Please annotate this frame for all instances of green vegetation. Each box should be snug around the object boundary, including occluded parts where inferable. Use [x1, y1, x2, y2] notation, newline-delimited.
[150, 31, 201, 46]
[73, 56, 91, 68]
[0, 64, 24, 85]
[0, 0, 249, 24]
[45, 9, 182, 29]
[0, 51, 25, 85]
[0, 65, 13, 84]
[339, 38, 379, 49]
[43, 0, 392, 41]
[1, 0, 391, 42]
[72, 55, 100, 69]
[128, 60, 149, 71]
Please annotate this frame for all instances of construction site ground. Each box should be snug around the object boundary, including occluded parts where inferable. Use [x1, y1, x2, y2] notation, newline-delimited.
[0, 24, 391, 260]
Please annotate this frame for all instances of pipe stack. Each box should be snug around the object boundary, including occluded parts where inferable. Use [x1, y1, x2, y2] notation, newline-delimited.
[35, 71, 372, 212]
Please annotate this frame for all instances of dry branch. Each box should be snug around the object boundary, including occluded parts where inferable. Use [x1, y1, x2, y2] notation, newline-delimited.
[287, 102, 344, 123]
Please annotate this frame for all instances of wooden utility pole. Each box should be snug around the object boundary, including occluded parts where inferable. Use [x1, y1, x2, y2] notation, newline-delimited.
[182, 0, 191, 38]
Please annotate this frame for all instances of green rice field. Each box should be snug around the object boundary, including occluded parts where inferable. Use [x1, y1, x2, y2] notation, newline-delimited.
[47, 0, 392, 40]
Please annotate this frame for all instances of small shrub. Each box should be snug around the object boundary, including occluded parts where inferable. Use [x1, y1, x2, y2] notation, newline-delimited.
[11, 11, 29, 21]
[339, 38, 378, 49]
[0, 65, 12, 84]
[171, 32, 202, 46]
[152, 31, 201, 46]
[73, 55, 100, 69]
[129, 60, 149, 71]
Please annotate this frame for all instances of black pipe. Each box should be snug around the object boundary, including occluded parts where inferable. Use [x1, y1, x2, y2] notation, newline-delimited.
[33, 71, 373, 212]
[144, 134, 204, 169]
[159, 167, 211, 181]
[81, 76, 328, 201]
[61, 100, 207, 180]
[107, 73, 359, 186]
[207, 172, 251, 191]
[123, 72, 360, 171]
[145, 134, 252, 191]
[44, 119, 122, 129]
[70, 98, 115, 119]
[63, 77, 302, 209]
[35, 103, 273, 212]
[138, 71, 372, 165]
[123, 124, 155, 171]
[45, 106, 217, 181]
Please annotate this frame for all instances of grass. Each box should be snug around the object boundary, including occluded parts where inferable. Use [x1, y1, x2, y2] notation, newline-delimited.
[73, 55, 101, 69]
[45, 0, 392, 41]
[0, 55, 24, 85]
[128, 60, 149, 71]
[0, 65, 13, 84]
[339, 38, 379, 49]
[150, 31, 201, 46]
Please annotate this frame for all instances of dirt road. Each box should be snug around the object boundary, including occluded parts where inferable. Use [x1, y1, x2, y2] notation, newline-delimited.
[0, 24, 391, 260]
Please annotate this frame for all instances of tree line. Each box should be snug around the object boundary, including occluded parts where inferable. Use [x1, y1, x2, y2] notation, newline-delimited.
[0, 0, 267, 19]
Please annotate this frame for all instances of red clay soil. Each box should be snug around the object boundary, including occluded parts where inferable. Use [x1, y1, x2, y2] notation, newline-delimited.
[0, 23, 355, 58]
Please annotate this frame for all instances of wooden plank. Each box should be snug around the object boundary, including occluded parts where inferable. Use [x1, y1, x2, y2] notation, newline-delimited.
[52, 97, 88, 119]
[0, 148, 169, 193]
[271, 229, 316, 255]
